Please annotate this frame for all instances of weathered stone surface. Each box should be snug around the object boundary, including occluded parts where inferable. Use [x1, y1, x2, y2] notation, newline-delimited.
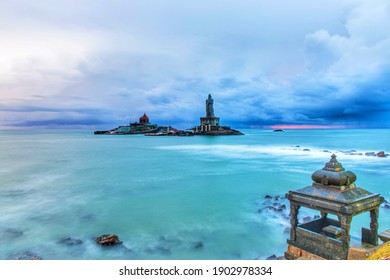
[378, 229, 390, 242]
[348, 246, 368, 260]
[96, 234, 122, 246]
[285, 244, 325, 260]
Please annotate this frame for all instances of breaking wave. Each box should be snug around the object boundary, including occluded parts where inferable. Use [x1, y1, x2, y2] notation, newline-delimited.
[156, 144, 389, 161]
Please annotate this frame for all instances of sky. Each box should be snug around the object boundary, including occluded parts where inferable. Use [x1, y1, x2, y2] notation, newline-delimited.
[1, 0, 390, 129]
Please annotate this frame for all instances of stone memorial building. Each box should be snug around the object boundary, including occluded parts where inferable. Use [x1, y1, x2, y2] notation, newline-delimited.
[285, 154, 387, 260]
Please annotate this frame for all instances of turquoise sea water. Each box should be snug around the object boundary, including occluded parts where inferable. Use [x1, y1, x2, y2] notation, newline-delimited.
[0, 129, 389, 260]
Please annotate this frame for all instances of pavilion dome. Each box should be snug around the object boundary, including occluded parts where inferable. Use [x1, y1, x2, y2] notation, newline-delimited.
[311, 154, 357, 190]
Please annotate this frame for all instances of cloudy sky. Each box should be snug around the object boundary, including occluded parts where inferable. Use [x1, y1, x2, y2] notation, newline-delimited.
[1, 0, 390, 129]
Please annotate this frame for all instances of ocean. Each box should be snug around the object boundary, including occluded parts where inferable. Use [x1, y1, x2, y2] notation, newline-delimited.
[0, 129, 389, 260]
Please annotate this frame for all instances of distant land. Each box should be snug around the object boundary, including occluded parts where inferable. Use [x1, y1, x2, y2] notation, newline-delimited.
[94, 94, 243, 136]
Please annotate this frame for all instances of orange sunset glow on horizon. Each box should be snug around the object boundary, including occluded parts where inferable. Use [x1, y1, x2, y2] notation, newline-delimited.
[270, 124, 348, 130]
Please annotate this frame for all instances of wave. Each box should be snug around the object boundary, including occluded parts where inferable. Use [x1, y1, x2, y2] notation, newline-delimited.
[156, 144, 389, 161]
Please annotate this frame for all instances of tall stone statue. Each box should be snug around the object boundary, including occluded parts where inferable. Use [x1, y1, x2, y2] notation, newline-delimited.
[206, 94, 214, 118]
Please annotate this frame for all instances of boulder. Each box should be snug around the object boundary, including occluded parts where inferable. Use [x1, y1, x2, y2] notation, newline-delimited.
[96, 234, 122, 246]
[376, 151, 387, 157]
[365, 152, 376, 157]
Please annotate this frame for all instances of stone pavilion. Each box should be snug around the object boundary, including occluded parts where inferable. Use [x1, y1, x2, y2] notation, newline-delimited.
[285, 154, 385, 260]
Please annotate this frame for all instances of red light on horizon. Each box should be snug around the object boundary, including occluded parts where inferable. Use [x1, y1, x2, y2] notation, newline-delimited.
[270, 124, 347, 129]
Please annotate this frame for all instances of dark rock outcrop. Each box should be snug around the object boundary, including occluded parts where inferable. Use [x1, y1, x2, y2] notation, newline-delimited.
[266, 254, 285, 260]
[197, 128, 244, 136]
[258, 195, 289, 217]
[96, 234, 122, 246]
[194, 241, 204, 249]
[377, 151, 386, 157]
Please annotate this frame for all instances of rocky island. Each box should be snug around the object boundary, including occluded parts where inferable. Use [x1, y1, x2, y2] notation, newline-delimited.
[94, 113, 160, 135]
[191, 94, 243, 136]
[94, 114, 193, 136]
[94, 94, 243, 136]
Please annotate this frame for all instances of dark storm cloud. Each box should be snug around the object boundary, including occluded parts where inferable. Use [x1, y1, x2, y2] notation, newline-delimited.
[1, 0, 390, 128]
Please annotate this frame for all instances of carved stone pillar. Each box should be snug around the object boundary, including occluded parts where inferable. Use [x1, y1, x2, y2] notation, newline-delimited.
[338, 214, 352, 250]
[289, 203, 300, 241]
[369, 207, 379, 246]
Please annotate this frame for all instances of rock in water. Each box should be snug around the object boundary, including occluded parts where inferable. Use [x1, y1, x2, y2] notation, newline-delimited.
[96, 234, 122, 246]
[376, 151, 387, 157]
[15, 251, 42, 260]
[266, 254, 285, 260]
[58, 237, 83, 246]
[194, 242, 204, 249]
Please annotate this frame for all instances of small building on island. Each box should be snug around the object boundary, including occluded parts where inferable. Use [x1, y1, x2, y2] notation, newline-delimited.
[94, 113, 159, 134]
[285, 154, 390, 260]
[192, 94, 243, 135]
